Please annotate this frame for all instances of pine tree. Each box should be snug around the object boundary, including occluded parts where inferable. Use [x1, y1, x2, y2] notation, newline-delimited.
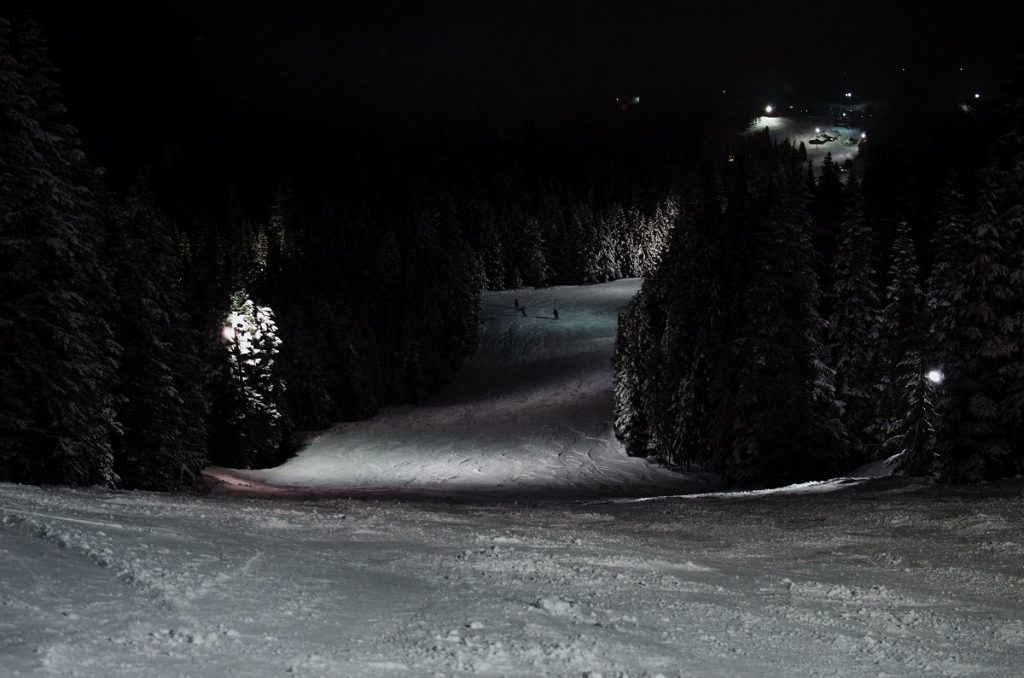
[926, 178, 970, 362]
[827, 180, 882, 464]
[613, 297, 651, 458]
[111, 189, 208, 490]
[725, 175, 845, 485]
[876, 222, 927, 450]
[876, 222, 934, 474]
[0, 13, 121, 485]
[932, 167, 1014, 482]
[885, 352, 938, 476]
[208, 293, 289, 469]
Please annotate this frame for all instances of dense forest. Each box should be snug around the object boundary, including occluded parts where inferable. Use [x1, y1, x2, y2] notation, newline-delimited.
[2, 8, 1021, 491]
[614, 77, 1024, 486]
[0, 10, 723, 490]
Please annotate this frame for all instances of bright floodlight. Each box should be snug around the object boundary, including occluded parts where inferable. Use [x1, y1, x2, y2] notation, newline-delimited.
[926, 369, 945, 384]
[845, 91, 852, 98]
[815, 127, 821, 133]
[861, 132, 867, 139]
[974, 92, 981, 99]
[764, 104, 773, 114]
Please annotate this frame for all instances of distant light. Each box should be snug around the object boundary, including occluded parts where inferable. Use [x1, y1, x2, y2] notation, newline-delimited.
[631, 96, 640, 104]
[764, 104, 774, 114]
[926, 369, 945, 385]
[815, 127, 821, 133]
[861, 132, 867, 139]
[974, 92, 981, 99]
[842, 112, 847, 117]
[845, 91, 853, 98]
[959, 66, 965, 72]
[722, 89, 727, 95]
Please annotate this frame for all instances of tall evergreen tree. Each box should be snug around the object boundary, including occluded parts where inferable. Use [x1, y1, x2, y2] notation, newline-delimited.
[876, 221, 933, 473]
[932, 166, 1015, 482]
[724, 175, 845, 484]
[826, 180, 882, 464]
[111, 189, 208, 489]
[0, 12, 121, 485]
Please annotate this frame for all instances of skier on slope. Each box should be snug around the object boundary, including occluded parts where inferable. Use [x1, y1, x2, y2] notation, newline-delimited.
[553, 308, 559, 320]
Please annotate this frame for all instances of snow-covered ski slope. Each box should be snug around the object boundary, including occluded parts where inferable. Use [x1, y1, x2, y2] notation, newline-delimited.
[2, 480, 1023, 676]
[214, 279, 712, 498]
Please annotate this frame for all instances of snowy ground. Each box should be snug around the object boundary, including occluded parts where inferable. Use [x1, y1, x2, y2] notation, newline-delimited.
[748, 115, 866, 172]
[2, 478, 1023, 676]
[212, 279, 712, 499]
[4, 281, 1023, 675]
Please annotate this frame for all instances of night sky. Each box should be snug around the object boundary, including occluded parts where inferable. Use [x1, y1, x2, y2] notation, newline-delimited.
[32, 0, 1024, 171]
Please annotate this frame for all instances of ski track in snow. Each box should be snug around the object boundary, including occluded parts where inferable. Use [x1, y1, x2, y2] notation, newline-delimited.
[2, 480, 1023, 676]
[213, 279, 713, 499]
[4, 280, 1023, 675]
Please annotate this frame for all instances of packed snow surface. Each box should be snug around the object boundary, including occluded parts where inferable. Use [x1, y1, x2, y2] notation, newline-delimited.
[2, 479, 1023, 676]
[214, 279, 711, 499]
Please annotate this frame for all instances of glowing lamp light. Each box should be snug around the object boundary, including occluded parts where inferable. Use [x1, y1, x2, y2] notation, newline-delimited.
[926, 369, 945, 385]
[845, 91, 853, 98]
[815, 127, 821, 133]
[764, 104, 774, 114]
[861, 132, 867, 139]
[974, 92, 981, 99]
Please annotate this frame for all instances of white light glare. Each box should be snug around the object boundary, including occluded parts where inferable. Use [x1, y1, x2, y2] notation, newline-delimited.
[861, 132, 867, 139]
[815, 127, 821, 133]
[926, 369, 945, 385]
[845, 91, 852, 98]
[974, 92, 981, 99]
[764, 104, 773, 114]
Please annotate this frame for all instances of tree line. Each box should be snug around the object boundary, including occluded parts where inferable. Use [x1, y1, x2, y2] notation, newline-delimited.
[614, 83, 1024, 485]
[0, 9, 702, 490]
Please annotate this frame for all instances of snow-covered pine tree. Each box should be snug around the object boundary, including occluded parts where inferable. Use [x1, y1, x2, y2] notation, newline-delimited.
[111, 188, 208, 490]
[933, 75, 1024, 480]
[992, 76, 1024, 476]
[932, 165, 1015, 482]
[876, 222, 927, 443]
[885, 351, 938, 476]
[613, 295, 651, 458]
[0, 12, 121, 485]
[210, 293, 289, 469]
[725, 171, 845, 485]
[583, 213, 622, 284]
[518, 216, 549, 287]
[926, 178, 970, 362]
[655, 203, 719, 470]
[827, 179, 882, 465]
[876, 221, 934, 474]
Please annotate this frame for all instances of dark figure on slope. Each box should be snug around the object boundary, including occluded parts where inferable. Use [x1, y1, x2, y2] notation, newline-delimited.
[521, 306, 527, 317]
[513, 298, 519, 310]
[553, 309, 559, 320]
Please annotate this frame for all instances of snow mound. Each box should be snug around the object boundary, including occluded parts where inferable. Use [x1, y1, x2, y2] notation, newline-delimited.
[214, 279, 710, 498]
